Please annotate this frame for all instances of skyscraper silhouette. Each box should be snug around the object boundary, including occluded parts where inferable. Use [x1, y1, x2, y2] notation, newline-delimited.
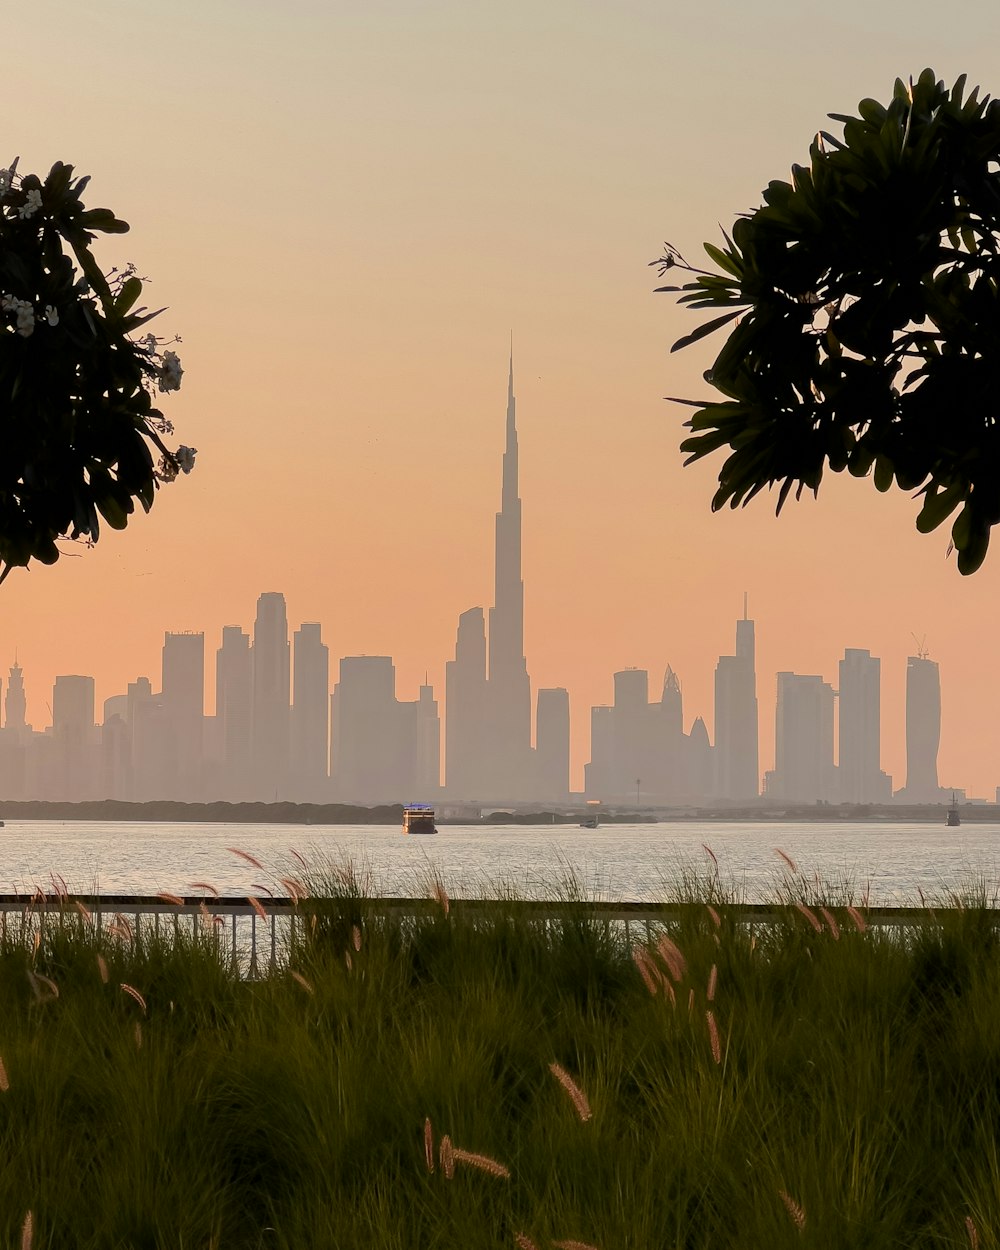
[216, 626, 253, 798]
[161, 631, 205, 796]
[252, 592, 290, 799]
[536, 687, 570, 801]
[838, 648, 891, 803]
[765, 672, 836, 802]
[4, 660, 26, 737]
[446, 354, 535, 799]
[291, 622, 330, 797]
[901, 654, 942, 801]
[485, 351, 532, 795]
[713, 600, 759, 800]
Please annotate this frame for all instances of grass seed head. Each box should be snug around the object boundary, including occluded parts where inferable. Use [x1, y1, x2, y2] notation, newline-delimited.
[549, 1062, 593, 1122]
[290, 971, 314, 995]
[27, 971, 58, 1002]
[779, 1189, 806, 1232]
[352, 924, 362, 951]
[820, 907, 840, 940]
[632, 946, 660, 996]
[439, 1134, 454, 1179]
[688, 988, 695, 1015]
[846, 905, 867, 933]
[452, 1147, 511, 1178]
[0, 1054, 8, 1092]
[966, 1215, 979, 1249]
[774, 848, 798, 873]
[120, 983, 147, 1014]
[248, 897, 268, 923]
[73, 899, 92, 924]
[514, 1235, 539, 1250]
[707, 964, 718, 1002]
[188, 881, 220, 897]
[656, 934, 687, 982]
[794, 902, 823, 933]
[424, 1117, 434, 1172]
[21, 1211, 32, 1250]
[552, 1240, 600, 1250]
[706, 903, 722, 929]
[156, 891, 185, 906]
[226, 847, 264, 870]
[134, 1021, 143, 1049]
[97, 954, 109, 984]
[706, 1010, 722, 1064]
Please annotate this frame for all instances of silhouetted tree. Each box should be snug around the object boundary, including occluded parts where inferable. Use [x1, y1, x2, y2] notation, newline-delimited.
[0, 159, 193, 583]
[655, 69, 1000, 574]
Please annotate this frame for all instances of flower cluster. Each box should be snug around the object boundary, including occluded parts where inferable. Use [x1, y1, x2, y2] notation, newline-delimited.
[158, 349, 183, 393]
[0, 293, 35, 337]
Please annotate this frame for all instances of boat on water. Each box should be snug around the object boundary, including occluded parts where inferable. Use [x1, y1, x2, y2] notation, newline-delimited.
[579, 814, 599, 829]
[946, 794, 961, 827]
[402, 804, 437, 835]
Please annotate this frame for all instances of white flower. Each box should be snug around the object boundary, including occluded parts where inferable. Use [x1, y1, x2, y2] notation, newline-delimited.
[155, 455, 178, 483]
[17, 189, 42, 219]
[174, 445, 197, 474]
[157, 349, 183, 393]
[44, 305, 58, 327]
[2, 294, 35, 337]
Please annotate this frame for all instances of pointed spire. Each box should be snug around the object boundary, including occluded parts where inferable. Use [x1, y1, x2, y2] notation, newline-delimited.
[743, 591, 748, 620]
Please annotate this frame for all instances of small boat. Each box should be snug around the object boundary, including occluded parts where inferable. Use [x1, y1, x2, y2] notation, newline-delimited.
[402, 804, 437, 835]
[579, 814, 599, 829]
[946, 794, 961, 827]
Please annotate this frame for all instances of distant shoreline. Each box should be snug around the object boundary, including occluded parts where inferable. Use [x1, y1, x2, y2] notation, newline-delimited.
[0, 799, 997, 825]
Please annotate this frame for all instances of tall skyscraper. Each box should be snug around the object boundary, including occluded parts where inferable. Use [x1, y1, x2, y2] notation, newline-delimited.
[445, 607, 488, 798]
[331, 656, 422, 802]
[445, 355, 537, 800]
[252, 592, 290, 799]
[485, 352, 532, 795]
[52, 675, 96, 800]
[838, 648, 891, 803]
[901, 654, 942, 801]
[765, 672, 836, 802]
[713, 599, 759, 800]
[161, 631, 205, 796]
[4, 660, 26, 737]
[536, 687, 570, 801]
[415, 680, 441, 796]
[217, 627, 253, 798]
[291, 622, 330, 795]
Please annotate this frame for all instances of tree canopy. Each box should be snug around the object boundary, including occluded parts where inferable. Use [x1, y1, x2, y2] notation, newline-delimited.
[655, 69, 1000, 574]
[0, 159, 192, 583]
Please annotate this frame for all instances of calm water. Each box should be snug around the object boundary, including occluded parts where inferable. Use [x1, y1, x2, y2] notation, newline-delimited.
[1, 819, 1000, 904]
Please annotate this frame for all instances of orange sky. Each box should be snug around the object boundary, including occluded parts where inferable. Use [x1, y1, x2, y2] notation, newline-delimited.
[6, 1, 1000, 796]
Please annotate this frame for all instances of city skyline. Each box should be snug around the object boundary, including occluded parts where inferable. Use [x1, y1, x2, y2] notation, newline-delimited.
[7, 1, 1000, 799]
[0, 350, 976, 804]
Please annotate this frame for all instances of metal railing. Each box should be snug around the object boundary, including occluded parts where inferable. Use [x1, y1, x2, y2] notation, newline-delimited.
[0, 895, 990, 978]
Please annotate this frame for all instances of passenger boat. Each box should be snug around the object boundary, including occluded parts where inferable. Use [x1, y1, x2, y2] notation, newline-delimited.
[402, 804, 437, 835]
[946, 794, 961, 827]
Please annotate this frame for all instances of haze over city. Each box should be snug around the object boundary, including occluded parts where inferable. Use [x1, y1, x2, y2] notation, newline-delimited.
[6, 0, 1000, 797]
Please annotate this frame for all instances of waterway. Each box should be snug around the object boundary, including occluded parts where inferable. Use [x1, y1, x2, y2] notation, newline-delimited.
[1, 819, 999, 904]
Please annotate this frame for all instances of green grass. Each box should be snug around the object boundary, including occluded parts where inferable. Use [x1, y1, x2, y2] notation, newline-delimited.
[0, 867, 998, 1249]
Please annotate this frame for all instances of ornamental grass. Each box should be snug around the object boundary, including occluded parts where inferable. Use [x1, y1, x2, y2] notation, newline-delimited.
[0, 861, 998, 1247]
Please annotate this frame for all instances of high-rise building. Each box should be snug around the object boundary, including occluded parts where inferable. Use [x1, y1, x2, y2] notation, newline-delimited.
[900, 654, 942, 802]
[216, 627, 253, 799]
[765, 672, 836, 803]
[445, 355, 536, 801]
[713, 600, 759, 801]
[414, 680, 441, 796]
[838, 648, 891, 803]
[252, 592, 290, 800]
[4, 660, 26, 737]
[485, 352, 533, 796]
[161, 631, 205, 796]
[536, 687, 570, 801]
[331, 656, 413, 802]
[291, 622, 329, 796]
[445, 609, 488, 798]
[52, 675, 96, 800]
[584, 667, 688, 804]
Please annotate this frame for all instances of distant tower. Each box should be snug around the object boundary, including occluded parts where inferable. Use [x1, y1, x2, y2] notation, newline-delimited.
[838, 648, 891, 803]
[5, 660, 26, 736]
[713, 598, 759, 800]
[291, 622, 330, 795]
[765, 672, 836, 802]
[161, 631, 205, 797]
[216, 627, 253, 799]
[536, 687, 570, 801]
[485, 350, 532, 795]
[445, 609, 488, 798]
[52, 675, 96, 800]
[252, 592, 290, 800]
[415, 680, 441, 795]
[903, 654, 942, 801]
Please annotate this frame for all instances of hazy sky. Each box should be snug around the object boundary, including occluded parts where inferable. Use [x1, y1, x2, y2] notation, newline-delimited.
[7, 1, 1000, 795]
